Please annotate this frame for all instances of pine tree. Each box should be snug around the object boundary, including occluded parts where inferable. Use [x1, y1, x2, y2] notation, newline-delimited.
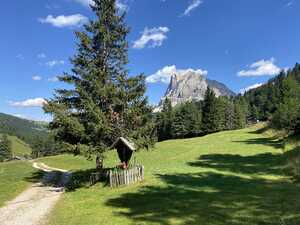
[157, 98, 173, 141]
[171, 107, 188, 139]
[233, 99, 247, 129]
[272, 75, 300, 134]
[0, 134, 12, 161]
[185, 102, 202, 137]
[44, 0, 155, 160]
[215, 97, 229, 131]
[202, 87, 218, 134]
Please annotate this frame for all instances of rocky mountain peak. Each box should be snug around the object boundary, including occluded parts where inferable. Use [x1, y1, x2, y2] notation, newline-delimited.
[155, 70, 235, 111]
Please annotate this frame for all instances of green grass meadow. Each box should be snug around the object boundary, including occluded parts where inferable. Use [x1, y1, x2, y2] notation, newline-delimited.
[37, 125, 300, 225]
[0, 161, 36, 207]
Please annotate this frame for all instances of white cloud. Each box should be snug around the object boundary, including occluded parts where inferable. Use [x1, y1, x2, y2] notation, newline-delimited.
[48, 77, 59, 82]
[116, 0, 128, 12]
[16, 54, 24, 60]
[45, 60, 65, 67]
[238, 58, 281, 77]
[133, 27, 170, 49]
[146, 65, 208, 84]
[37, 53, 46, 59]
[182, 0, 203, 16]
[9, 98, 47, 108]
[74, 0, 93, 7]
[286, 1, 294, 7]
[32, 75, 42, 81]
[240, 83, 264, 94]
[39, 14, 88, 28]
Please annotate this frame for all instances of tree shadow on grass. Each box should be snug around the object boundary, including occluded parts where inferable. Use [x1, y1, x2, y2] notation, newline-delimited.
[248, 125, 271, 135]
[233, 137, 284, 149]
[105, 149, 300, 225]
[188, 153, 285, 176]
[105, 172, 300, 225]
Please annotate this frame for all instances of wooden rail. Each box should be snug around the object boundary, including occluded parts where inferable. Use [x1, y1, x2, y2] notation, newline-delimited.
[109, 165, 144, 188]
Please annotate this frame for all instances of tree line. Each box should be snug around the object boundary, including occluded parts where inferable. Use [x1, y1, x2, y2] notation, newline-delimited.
[244, 63, 300, 135]
[156, 63, 300, 142]
[156, 88, 248, 141]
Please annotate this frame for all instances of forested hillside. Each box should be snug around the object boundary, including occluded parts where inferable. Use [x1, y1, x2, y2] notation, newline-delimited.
[156, 88, 247, 141]
[244, 63, 300, 134]
[156, 63, 300, 141]
[0, 113, 48, 145]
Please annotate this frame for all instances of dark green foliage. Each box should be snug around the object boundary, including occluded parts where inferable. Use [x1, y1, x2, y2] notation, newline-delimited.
[157, 100, 202, 140]
[0, 113, 48, 146]
[171, 102, 202, 139]
[171, 106, 188, 139]
[233, 97, 248, 129]
[31, 135, 64, 158]
[155, 89, 247, 141]
[183, 102, 202, 137]
[156, 99, 173, 141]
[0, 134, 12, 161]
[244, 63, 300, 134]
[224, 98, 235, 130]
[44, 0, 155, 159]
[202, 87, 219, 134]
[215, 97, 230, 131]
[271, 75, 300, 134]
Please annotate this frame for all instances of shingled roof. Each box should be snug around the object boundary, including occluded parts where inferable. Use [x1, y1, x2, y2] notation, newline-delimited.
[111, 137, 136, 151]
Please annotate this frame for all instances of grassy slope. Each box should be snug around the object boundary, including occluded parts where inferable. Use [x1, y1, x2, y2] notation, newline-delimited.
[9, 135, 32, 156]
[41, 125, 300, 225]
[0, 134, 32, 157]
[39, 154, 94, 171]
[0, 161, 36, 207]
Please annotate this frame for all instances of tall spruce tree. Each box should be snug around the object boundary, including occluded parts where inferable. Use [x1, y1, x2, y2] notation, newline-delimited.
[202, 87, 218, 134]
[184, 102, 202, 137]
[157, 98, 173, 141]
[172, 108, 188, 139]
[0, 134, 12, 162]
[233, 98, 247, 129]
[44, 0, 155, 160]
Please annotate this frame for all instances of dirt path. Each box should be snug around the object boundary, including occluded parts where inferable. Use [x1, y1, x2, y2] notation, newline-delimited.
[0, 162, 71, 225]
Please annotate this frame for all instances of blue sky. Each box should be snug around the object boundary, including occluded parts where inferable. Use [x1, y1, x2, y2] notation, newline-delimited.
[0, 0, 299, 121]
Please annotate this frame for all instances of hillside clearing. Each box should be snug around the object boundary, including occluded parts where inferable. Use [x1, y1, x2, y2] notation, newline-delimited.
[9, 135, 32, 157]
[0, 134, 32, 157]
[38, 125, 300, 225]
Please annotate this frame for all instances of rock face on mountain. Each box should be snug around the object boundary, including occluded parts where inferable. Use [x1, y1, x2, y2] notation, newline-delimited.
[156, 70, 235, 110]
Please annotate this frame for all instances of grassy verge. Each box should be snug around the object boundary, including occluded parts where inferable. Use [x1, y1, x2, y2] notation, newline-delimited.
[0, 161, 36, 207]
[43, 126, 300, 225]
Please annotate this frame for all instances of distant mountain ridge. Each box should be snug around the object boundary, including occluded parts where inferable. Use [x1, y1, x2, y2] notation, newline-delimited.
[156, 70, 235, 110]
[0, 113, 48, 145]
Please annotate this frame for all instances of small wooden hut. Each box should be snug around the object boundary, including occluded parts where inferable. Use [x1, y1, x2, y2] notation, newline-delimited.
[111, 137, 136, 167]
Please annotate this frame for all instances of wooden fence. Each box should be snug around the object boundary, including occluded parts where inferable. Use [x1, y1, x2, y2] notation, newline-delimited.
[90, 170, 109, 186]
[109, 165, 144, 188]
